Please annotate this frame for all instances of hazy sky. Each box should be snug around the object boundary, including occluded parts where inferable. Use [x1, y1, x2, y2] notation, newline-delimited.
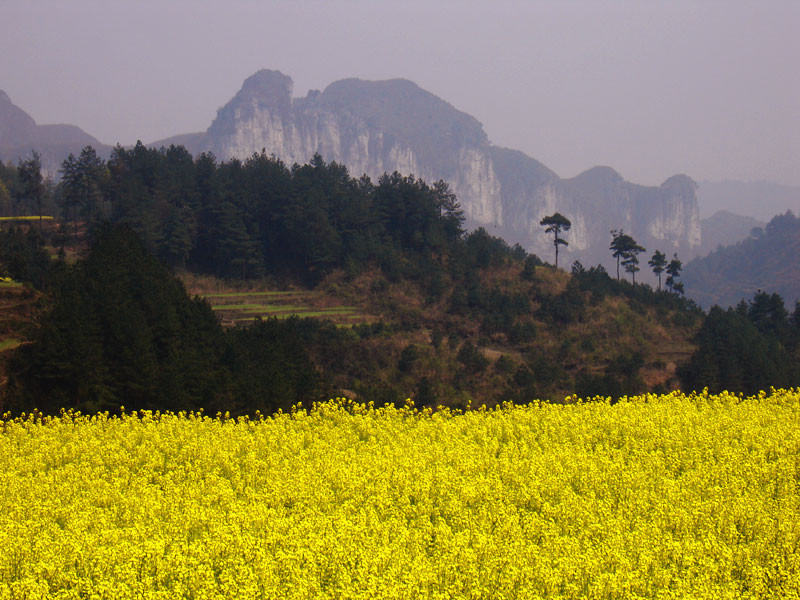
[2, 0, 798, 186]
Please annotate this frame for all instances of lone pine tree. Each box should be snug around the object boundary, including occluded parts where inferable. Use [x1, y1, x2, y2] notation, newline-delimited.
[540, 213, 571, 268]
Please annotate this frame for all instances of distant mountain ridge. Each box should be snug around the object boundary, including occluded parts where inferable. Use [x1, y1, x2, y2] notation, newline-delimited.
[0, 90, 111, 176]
[683, 211, 800, 308]
[697, 211, 765, 258]
[153, 69, 702, 268]
[696, 180, 800, 221]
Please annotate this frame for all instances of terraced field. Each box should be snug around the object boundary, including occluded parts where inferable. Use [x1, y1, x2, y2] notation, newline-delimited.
[202, 290, 373, 327]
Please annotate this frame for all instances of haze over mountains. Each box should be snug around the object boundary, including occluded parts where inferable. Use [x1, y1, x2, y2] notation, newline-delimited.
[2, 70, 797, 284]
[683, 210, 800, 309]
[696, 180, 800, 222]
[0, 90, 111, 175]
[696, 211, 765, 258]
[151, 69, 704, 270]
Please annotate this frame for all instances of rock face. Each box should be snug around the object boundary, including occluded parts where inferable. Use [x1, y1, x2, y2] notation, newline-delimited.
[0, 90, 110, 177]
[155, 69, 702, 267]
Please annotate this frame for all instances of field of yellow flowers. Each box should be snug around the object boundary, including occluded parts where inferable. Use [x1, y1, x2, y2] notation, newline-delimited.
[2, 390, 799, 599]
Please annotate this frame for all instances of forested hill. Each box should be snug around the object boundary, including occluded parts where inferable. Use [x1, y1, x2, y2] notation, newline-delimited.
[683, 211, 800, 308]
[2, 148, 799, 416]
[3, 221, 708, 415]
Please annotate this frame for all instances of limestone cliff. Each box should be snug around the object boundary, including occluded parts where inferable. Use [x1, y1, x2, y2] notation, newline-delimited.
[157, 69, 702, 267]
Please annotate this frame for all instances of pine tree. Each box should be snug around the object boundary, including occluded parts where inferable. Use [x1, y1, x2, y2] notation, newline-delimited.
[610, 229, 645, 282]
[58, 146, 108, 233]
[18, 151, 45, 231]
[623, 253, 641, 283]
[540, 213, 571, 268]
[665, 254, 683, 293]
[648, 250, 667, 291]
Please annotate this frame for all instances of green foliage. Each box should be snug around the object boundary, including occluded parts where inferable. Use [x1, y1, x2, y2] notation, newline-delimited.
[17, 152, 46, 227]
[13, 145, 792, 410]
[457, 341, 488, 374]
[525, 348, 564, 388]
[571, 263, 701, 319]
[6, 226, 229, 414]
[540, 212, 571, 268]
[0, 162, 18, 217]
[224, 318, 323, 414]
[648, 250, 667, 291]
[574, 351, 645, 400]
[58, 146, 109, 229]
[665, 254, 683, 294]
[509, 365, 537, 403]
[494, 354, 516, 374]
[521, 254, 542, 280]
[535, 277, 586, 326]
[398, 344, 421, 373]
[679, 294, 800, 395]
[4, 226, 337, 416]
[746, 291, 792, 346]
[683, 211, 800, 309]
[0, 227, 52, 289]
[609, 229, 645, 282]
[83, 145, 479, 285]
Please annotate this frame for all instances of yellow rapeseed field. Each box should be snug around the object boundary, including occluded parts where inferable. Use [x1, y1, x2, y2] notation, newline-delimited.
[1, 390, 799, 599]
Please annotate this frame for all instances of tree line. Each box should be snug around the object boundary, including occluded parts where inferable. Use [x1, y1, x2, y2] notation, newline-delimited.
[49, 144, 472, 287]
[539, 212, 684, 293]
[0, 152, 57, 222]
[680, 291, 800, 394]
[3, 145, 686, 295]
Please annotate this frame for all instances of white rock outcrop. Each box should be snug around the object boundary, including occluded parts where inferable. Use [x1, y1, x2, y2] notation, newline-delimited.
[181, 69, 702, 269]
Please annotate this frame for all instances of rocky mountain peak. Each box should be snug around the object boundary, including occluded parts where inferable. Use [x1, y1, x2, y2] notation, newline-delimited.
[237, 69, 293, 110]
[171, 68, 702, 269]
[207, 70, 294, 139]
[0, 90, 37, 146]
[661, 174, 697, 192]
[571, 166, 624, 186]
[316, 77, 488, 149]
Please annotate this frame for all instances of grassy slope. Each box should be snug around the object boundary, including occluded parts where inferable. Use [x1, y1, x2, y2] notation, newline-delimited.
[185, 264, 699, 405]
[368, 265, 695, 403]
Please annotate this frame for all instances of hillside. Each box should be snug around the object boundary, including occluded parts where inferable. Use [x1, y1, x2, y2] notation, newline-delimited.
[1, 223, 703, 413]
[683, 211, 800, 308]
[0, 210, 705, 415]
[5, 149, 796, 414]
[0, 281, 40, 391]
[696, 210, 764, 258]
[182, 263, 700, 408]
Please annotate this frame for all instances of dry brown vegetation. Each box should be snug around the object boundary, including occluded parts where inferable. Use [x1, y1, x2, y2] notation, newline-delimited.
[179, 263, 700, 405]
